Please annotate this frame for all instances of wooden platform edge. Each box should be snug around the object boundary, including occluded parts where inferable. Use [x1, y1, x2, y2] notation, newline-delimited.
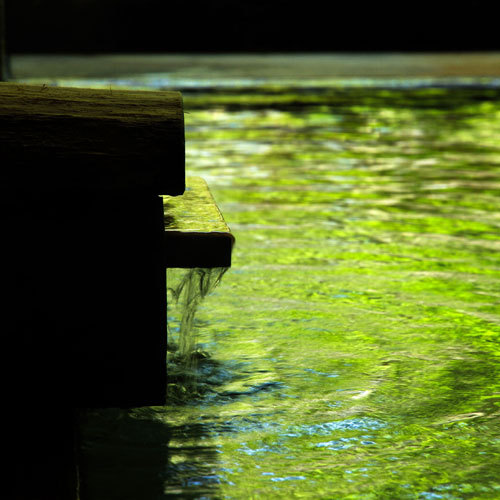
[164, 177, 234, 268]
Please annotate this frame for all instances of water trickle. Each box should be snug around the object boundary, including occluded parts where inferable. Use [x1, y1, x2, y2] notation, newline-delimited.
[166, 267, 228, 400]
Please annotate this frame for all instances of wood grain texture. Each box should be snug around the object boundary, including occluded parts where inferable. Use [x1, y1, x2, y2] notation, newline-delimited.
[164, 177, 234, 268]
[0, 82, 185, 194]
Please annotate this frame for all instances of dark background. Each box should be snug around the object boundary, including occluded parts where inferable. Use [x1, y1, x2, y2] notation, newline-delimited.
[5, 0, 498, 53]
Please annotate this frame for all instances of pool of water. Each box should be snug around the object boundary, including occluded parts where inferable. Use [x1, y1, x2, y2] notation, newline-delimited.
[64, 75, 500, 498]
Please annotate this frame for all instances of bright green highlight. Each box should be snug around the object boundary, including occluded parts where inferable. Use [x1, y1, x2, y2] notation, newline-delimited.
[81, 83, 500, 499]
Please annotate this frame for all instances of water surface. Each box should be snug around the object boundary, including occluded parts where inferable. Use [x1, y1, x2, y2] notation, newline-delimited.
[72, 75, 500, 499]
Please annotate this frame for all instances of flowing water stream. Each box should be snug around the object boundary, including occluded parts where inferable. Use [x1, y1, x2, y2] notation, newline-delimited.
[47, 71, 500, 499]
[166, 267, 228, 399]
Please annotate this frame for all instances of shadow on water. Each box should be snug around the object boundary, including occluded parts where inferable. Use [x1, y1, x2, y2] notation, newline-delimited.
[78, 407, 221, 500]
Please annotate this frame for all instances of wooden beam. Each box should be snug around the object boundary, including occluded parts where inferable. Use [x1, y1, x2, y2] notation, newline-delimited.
[0, 82, 185, 194]
[164, 177, 235, 268]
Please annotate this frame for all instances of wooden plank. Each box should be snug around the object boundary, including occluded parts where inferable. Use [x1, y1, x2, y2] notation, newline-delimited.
[164, 176, 235, 268]
[0, 82, 185, 194]
[2, 192, 168, 409]
[3, 191, 168, 497]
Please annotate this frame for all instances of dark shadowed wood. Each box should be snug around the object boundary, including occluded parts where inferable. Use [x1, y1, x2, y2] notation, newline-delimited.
[3, 192, 168, 408]
[0, 82, 185, 194]
[3, 192, 168, 499]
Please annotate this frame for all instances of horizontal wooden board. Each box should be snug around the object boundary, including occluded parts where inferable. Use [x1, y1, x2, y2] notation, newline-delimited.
[0, 83, 185, 194]
[164, 176, 234, 268]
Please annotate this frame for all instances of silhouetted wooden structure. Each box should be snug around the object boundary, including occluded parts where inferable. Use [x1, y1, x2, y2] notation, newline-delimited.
[1, 83, 184, 499]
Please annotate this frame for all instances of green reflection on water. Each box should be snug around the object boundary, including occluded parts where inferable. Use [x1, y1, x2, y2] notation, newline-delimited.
[78, 83, 500, 499]
[166, 85, 500, 499]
